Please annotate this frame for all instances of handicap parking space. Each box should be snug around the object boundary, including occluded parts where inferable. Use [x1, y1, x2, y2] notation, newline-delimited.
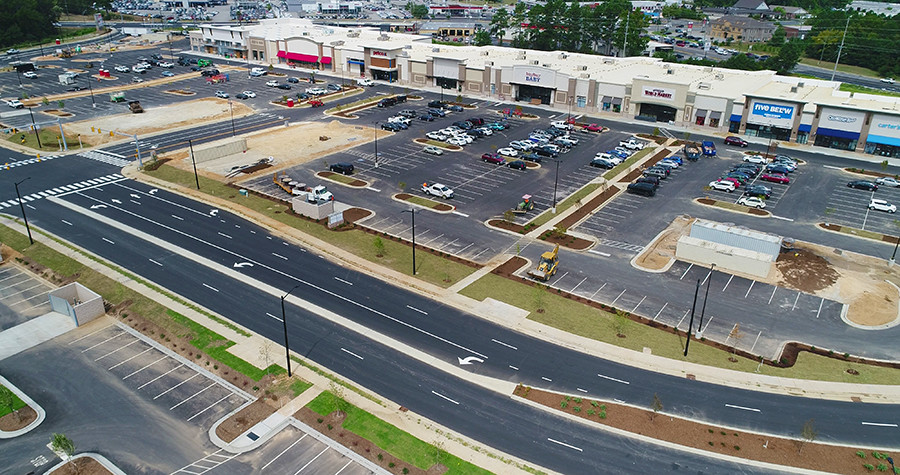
[825, 183, 900, 235]
[69, 323, 250, 428]
[0, 264, 54, 330]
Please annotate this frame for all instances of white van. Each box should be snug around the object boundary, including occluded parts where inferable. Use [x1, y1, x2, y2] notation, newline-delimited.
[355, 78, 374, 87]
[250, 67, 266, 77]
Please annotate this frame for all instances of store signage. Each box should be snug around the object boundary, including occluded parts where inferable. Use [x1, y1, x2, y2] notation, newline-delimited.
[751, 102, 794, 120]
[827, 115, 856, 123]
[642, 86, 674, 100]
[372, 51, 387, 57]
[878, 122, 900, 130]
[525, 72, 541, 82]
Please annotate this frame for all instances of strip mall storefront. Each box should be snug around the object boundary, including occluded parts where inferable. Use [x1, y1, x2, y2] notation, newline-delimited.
[812, 107, 865, 152]
[744, 99, 796, 141]
[864, 113, 900, 157]
[510, 66, 556, 105]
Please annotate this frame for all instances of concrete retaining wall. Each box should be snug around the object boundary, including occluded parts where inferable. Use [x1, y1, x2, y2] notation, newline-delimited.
[49, 282, 104, 326]
[193, 138, 248, 163]
[292, 198, 335, 220]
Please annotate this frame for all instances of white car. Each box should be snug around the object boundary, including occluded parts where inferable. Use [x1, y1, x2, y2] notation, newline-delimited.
[619, 139, 645, 150]
[115, 65, 129, 73]
[742, 155, 769, 164]
[550, 120, 574, 131]
[659, 159, 680, 168]
[426, 131, 447, 141]
[882, 78, 895, 84]
[737, 196, 767, 209]
[6, 99, 24, 109]
[388, 116, 411, 125]
[159, 61, 174, 68]
[266, 80, 279, 87]
[509, 141, 531, 151]
[132, 77, 143, 83]
[215, 90, 229, 98]
[555, 136, 579, 147]
[869, 199, 897, 213]
[475, 127, 493, 136]
[709, 180, 736, 192]
[446, 136, 468, 146]
[23, 71, 37, 79]
[132, 66, 147, 73]
[305, 87, 327, 95]
[423, 145, 443, 155]
[422, 182, 454, 198]
[876, 177, 900, 187]
[242, 90, 257, 98]
[497, 147, 519, 157]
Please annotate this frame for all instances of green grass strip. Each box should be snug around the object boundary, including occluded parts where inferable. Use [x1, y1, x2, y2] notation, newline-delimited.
[0, 385, 27, 418]
[307, 392, 492, 475]
[460, 273, 900, 385]
[290, 380, 313, 397]
[527, 182, 602, 228]
[290, 355, 381, 405]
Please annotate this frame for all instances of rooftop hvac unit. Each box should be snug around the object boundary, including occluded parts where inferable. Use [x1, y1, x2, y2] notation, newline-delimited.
[579, 73, 590, 79]
[559, 53, 567, 59]
[378, 35, 389, 41]
[666, 68, 674, 75]
[481, 50, 489, 56]
[542, 63, 551, 67]
[432, 47, 440, 52]
[404, 44, 412, 49]
[347, 31, 359, 38]
[698, 82, 710, 90]
[330, 40, 345, 46]
[602, 58, 615, 64]
[798, 81, 805, 88]
[714, 73, 724, 80]
[580, 65, 588, 71]
[488, 61, 494, 66]
[790, 86, 798, 93]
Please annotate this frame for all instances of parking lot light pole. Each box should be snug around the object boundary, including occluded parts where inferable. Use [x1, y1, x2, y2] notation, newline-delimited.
[188, 139, 200, 190]
[280, 284, 302, 377]
[551, 159, 560, 213]
[373, 122, 379, 168]
[85, 75, 95, 107]
[402, 209, 417, 275]
[697, 263, 715, 338]
[684, 278, 701, 356]
[891, 236, 900, 266]
[14, 178, 34, 245]
[229, 100, 235, 136]
[27, 107, 42, 150]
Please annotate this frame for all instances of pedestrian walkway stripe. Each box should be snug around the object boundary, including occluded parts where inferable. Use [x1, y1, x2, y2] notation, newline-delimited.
[0, 154, 60, 171]
[78, 150, 133, 167]
[0, 175, 126, 208]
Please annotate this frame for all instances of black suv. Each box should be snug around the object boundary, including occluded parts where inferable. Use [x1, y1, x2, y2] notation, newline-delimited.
[428, 100, 444, 108]
[378, 97, 397, 107]
[847, 180, 877, 191]
[627, 182, 657, 197]
[329, 163, 354, 175]
[200, 69, 220, 77]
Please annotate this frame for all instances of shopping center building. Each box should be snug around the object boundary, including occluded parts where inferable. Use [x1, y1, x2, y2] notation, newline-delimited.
[191, 18, 900, 158]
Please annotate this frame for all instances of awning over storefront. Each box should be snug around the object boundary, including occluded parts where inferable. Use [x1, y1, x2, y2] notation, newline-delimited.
[320, 57, 332, 65]
[347, 59, 365, 65]
[277, 51, 319, 63]
[815, 127, 860, 140]
[696, 109, 707, 117]
[865, 134, 900, 146]
[611, 97, 622, 105]
[730, 114, 742, 122]
[601, 96, 612, 103]
[798, 124, 811, 133]
[709, 111, 721, 120]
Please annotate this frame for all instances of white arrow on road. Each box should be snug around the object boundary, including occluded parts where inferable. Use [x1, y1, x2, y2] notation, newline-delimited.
[210, 209, 219, 216]
[130, 194, 140, 199]
[148, 189, 158, 195]
[111, 199, 121, 204]
[233, 262, 254, 268]
[90, 204, 107, 209]
[457, 356, 485, 365]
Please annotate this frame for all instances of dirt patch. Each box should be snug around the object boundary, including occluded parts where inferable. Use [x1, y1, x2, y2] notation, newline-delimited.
[164, 89, 196, 96]
[516, 384, 886, 474]
[634, 215, 695, 271]
[492, 256, 529, 277]
[42, 109, 73, 117]
[215, 399, 277, 443]
[0, 405, 37, 431]
[843, 279, 897, 326]
[776, 248, 839, 293]
[54, 457, 112, 475]
[555, 185, 619, 230]
[537, 230, 593, 250]
[294, 407, 440, 475]
[487, 219, 526, 234]
[64, 98, 254, 146]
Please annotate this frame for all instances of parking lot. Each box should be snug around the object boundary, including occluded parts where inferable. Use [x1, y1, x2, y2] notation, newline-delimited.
[825, 179, 900, 236]
[0, 264, 54, 330]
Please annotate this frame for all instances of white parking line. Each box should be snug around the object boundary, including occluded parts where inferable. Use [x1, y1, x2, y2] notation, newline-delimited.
[109, 348, 152, 370]
[570, 277, 588, 293]
[722, 275, 734, 292]
[81, 331, 126, 353]
[431, 390, 460, 405]
[261, 434, 308, 471]
[676, 309, 690, 329]
[153, 373, 199, 400]
[69, 324, 115, 345]
[861, 422, 898, 427]
[334, 460, 353, 475]
[610, 289, 626, 306]
[680, 263, 693, 280]
[547, 438, 583, 452]
[137, 363, 184, 389]
[123, 355, 168, 380]
[94, 339, 139, 361]
[293, 447, 329, 475]
[632, 296, 646, 313]
[744, 281, 755, 298]
[749, 331, 762, 353]
[170, 382, 217, 410]
[791, 291, 800, 311]
[550, 271, 568, 286]
[187, 394, 233, 422]
[653, 302, 668, 321]
[767, 287, 777, 305]
[816, 298, 825, 318]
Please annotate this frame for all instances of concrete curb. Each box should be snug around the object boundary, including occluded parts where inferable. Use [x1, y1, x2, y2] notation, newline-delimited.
[0, 375, 46, 438]
[43, 452, 126, 475]
[630, 225, 679, 274]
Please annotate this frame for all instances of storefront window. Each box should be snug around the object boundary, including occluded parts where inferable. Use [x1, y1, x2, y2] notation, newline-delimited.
[577, 96, 586, 108]
[612, 103, 621, 113]
[813, 134, 857, 151]
[695, 116, 706, 126]
[602, 101, 611, 112]
[709, 118, 720, 128]
[865, 143, 900, 157]
[729, 121, 741, 133]
[796, 132, 808, 144]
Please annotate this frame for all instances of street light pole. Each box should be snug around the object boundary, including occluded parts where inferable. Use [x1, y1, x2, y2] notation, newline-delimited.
[402, 209, 416, 275]
[27, 107, 42, 150]
[890, 235, 900, 266]
[14, 178, 34, 245]
[280, 284, 302, 377]
[684, 278, 701, 357]
[188, 139, 200, 189]
[551, 159, 560, 213]
[86, 75, 95, 108]
[373, 122, 379, 168]
[697, 263, 715, 338]
[229, 100, 235, 136]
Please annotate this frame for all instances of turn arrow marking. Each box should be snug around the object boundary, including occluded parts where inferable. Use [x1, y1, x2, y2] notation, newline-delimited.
[89, 204, 107, 209]
[233, 262, 254, 268]
[130, 194, 140, 199]
[457, 356, 485, 365]
[210, 209, 219, 216]
[111, 199, 122, 204]
[148, 189, 158, 195]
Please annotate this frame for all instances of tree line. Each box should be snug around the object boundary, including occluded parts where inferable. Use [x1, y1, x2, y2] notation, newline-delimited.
[0, 0, 111, 48]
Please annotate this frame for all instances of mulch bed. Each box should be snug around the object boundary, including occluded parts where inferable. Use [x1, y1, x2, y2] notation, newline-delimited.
[164, 89, 195, 95]
[318, 171, 367, 187]
[294, 408, 440, 475]
[516, 384, 885, 474]
[818, 223, 900, 244]
[0, 406, 37, 431]
[538, 231, 593, 250]
[618, 168, 643, 183]
[215, 399, 276, 443]
[412, 138, 461, 151]
[487, 219, 527, 234]
[54, 457, 111, 475]
[492, 256, 528, 277]
[556, 185, 619, 229]
[845, 167, 899, 179]
[343, 207, 372, 224]
[395, 193, 453, 212]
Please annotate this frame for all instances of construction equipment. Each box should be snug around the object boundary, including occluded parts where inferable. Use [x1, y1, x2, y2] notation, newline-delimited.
[512, 194, 534, 214]
[528, 244, 559, 281]
[128, 100, 143, 113]
[197, 59, 211, 68]
[110, 92, 125, 103]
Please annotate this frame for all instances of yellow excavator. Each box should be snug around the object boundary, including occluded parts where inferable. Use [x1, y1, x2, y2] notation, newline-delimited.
[528, 244, 559, 281]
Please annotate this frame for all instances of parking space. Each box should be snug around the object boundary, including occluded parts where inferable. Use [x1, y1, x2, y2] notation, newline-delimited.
[825, 181, 900, 235]
[0, 264, 54, 330]
[226, 425, 372, 475]
[69, 323, 250, 428]
[702, 155, 804, 211]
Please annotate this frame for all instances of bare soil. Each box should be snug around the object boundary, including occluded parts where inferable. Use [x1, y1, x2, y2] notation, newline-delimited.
[516, 384, 886, 474]
[342, 207, 372, 224]
[42, 109, 73, 117]
[487, 219, 526, 234]
[634, 215, 695, 271]
[215, 399, 277, 443]
[492, 256, 529, 277]
[776, 248, 840, 293]
[52, 457, 111, 475]
[0, 405, 37, 431]
[294, 407, 442, 475]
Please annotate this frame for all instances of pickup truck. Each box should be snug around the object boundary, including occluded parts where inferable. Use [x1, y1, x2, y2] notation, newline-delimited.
[6, 99, 24, 109]
[356, 78, 374, 86]
[619, 138, 645, 150]
[293, 184, 334, 203]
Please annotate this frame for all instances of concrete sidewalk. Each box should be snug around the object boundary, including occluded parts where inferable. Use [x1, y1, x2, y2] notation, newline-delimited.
[0, 311, 75, 361]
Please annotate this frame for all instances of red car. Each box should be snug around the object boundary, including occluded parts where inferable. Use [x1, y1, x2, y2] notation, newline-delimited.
[719, 177, 742, 187]
[760, 173, 790, 184]
[724, 136, 748, 147]
[309, 99, 324, 107]
[583, 123, 603, 132]
[481, 153, 504, 164]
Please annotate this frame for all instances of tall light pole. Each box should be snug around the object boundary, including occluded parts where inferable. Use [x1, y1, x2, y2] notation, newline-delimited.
[27, 107, 42, 150]
[14, 178, 34, 245]
[85, 74, 95, 108]
[229, 100, 235, 136]
[683, 278, 701, 357]
[373, 122, 379, 168]
[551, 158, 560, 213]
[697, 263, 715, 338]
[402, 209, 417, 275]
[188, 139, 199, 189]
[280, 284, 302, 377]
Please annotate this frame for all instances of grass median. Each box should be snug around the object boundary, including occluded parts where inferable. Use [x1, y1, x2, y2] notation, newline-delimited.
[460, 273, 900, 385]
[143, 164, 477, 288]
[307, 391, 493, 475]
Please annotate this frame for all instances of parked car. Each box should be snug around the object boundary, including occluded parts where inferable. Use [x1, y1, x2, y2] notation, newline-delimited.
[627, 182, 657, 197]
[643, 168, 668, 180]
[659, 159, 680, 169]
[6, 99, 24, 109]
[381, 122, 402, 131]
[761, 173, 790, 184]
[445, 104, 463, 112]
[521, 153, 542, 163]
[266, 80, 279, 87]
[305, 87, 327, 95]
[718, 177, 743, 188]
[235, 93, 249, 100]
[115, 65, 130, 73]
[590, 157, 615, 169]
[847, 180, 877, 191]
[276, 83, 292, 90]
[765, 164, 793, 175]
[446, 136, 468, 146]
[507, 160, 527, 170]
[423, 145, 443, 155]
[869, 199, 897, 213]
[428, 100, 444, 108]
[743, 184, 772, 199]
[241, 90, 257, 98]
[215, 90, 229, 98]
[724, 136, 748, 147]
[737, 196, 767, 208]
[326, 84, 342, 91]
[636, 176, 660, 187]
[329, 162, 354, 175]
[378, 97, 397, 107]
[876, 177, 900, 187]
[426, 131, 447, 141]
[497, 147, 519, 157]
[583, 123, 603, 132]
[427, 108, 446, 117]
[308, 99, 324, 107]
[619, 138, 645, 150]
[743, 155, 768, 164]
[356, 78, 375, 87]
[709, 180, 736, 192]
[422, 182, 454, 198]
[398, 109, 417, 118]
[550, 120, 574, 131]
[23, 71, 37, 79]
[419, 113, 435, 121]
[287, 77, 300, 83]
[160, 71, 174, 77]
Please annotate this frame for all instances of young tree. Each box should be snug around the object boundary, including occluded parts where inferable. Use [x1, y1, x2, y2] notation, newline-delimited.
[373, 237, 385, 258]
[328, 382, 351, 418]
[650, 393, 663, 420]
[799, 418, 818, 454]
[727, 324, 744, 362]
[50, 433, 78, 473]
[613, 309, 630, 337]
[532, 283, 547, 314]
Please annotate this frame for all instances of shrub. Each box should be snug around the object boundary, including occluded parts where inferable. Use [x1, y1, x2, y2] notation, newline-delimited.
[377, 454, 383, 461]
[599, 410, 606, 419]
[734, 446, 740, 450]
[574, 397, 582, 403]
[863, 464, 874, 471]
[573, 406, 581, 413]
[590, 401, 599, 407]
[587, 409, 595, 416]
[317, 418, 323, 423]
[388, 462, 395, 468]
[560, 401, 568, 409]
[857, 451, 867, 458]
[876, 463, 888, 472]
[403, 469, 409, 474]
[708, 441, 714, 446]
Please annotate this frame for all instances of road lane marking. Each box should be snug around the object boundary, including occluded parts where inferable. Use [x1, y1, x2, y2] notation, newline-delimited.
[334, 277, 353, 285]
[653, 302, 668, 321]
[406, 305, 428, 315]
[576, 388, 588, 393]
[265, 312, 282, 322]
[541, 376, 552, 382]
[203, 283, 219, 292]
[725, 404, 760, 412]
[588, 250, 611, 257]
[102, 237, 115, 244]
[861, 422, 898, 427]
[431, 391, 459, 405]
[547, 438, 583, 452]
[61, 219, 73, 226]
[171, 214, 184, 220]
[149, 258, 163, 266]
[451, 210, 469, 217]
[272, 253, 288, 260]
[491, 339, 518, 350]
[597, 373, 629, 384]
[509, 365, 519, 370]
[217, 232, 232, 239]
[341, 348, 364, 360]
